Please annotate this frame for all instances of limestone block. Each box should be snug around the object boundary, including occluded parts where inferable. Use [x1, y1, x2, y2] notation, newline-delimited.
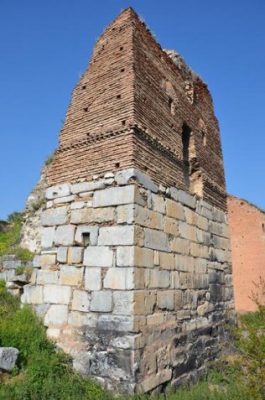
[197, 301, 214, 316]
[103, 268, 134, 290]
[21, 285, 43, 304]
[83, 246, 113, 267]
[164, 217, 179, 236]
[175, 290, 183, 309]
[57, 247, 68, 263]
[90, 291, 113, 312]
[149, 270, 170, 288]
[196, 215, 209, 231]
[67, 247, 83, 264]
[54, 225, 75, 246]
[165, 199, 185, 220]
[85, 267, 102, 291]
[71, 180, 105, 194]
[97, 315, 133, 332]
[170, 237, 190, 255]
[68, 312, 97, 328]
[44, 305, 68, 326]
[134, 268, 146, 289]
[93, 185, 135, 207]
[190, 243, 209, 259]
[159, 252, 175, 270]
[151, 193, 166, 214]
[179, 272, 193, 289]
[109, 335, 136, 349]
[98, 226, 135, 246]
[157, 291, 174, 310]
[70, 201, 85, 210]
[72, 290, 90, 312]
[113, 291, 134, 315]
[54, 195, 75, 204]
[144, 228, 170, 252]
[146, 313, 164, 326]
[41, 207, 68, 226]
[46, 184, 71, 200]
[196, 229, 211, 245]
[135, 247, 154, 268]
[116, 246, 134, 267]
[75, 225, 98, 246]
[0, 347, 19, 372]
[134, 206, 162, 230]
[60, 266, 83, 286]
[39, 254, 56, 267]
[177, 190, 196, 209]
[37, 270, 59, 285]
[179, 222, 197, 241]
[41, 227, 55, 248]
[115, 168, 158, 193]
[43, 284, 72, 304]
[117, 204, 135, 224]
[70, 207, 114, 224]
[134, 291, 156, 315]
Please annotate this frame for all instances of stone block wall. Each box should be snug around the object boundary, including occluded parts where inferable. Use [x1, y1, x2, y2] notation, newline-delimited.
[21, 169, 234, 394]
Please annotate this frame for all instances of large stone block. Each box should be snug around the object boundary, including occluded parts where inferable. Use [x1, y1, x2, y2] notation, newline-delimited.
[149, 270, 170, 288]
[117, 204, 135, 224]
[37, 270, 59, 285]
[165, 199, 185, 220]
[72, 290, 90, 312]
[59, 266, 83, 286]
[85, 267, 102, 290]
[103, 268, 133, 290]
[54, 225, 75, 246]
[93, 185, 136, 207]
[67, 247, 83, 264]
[46, 184, 71, 200]
[21, 285, 43, 304]
[90, 291, 113, 312]
[41, 207, 68, 226]
[113, 291, 134, 315]
[41, 227, 55, 248]
[98, 226, 135, 246]
[75, 225, 99, 246]
[43, 284, 72, 304]
[0, 347, 19, 372]
[57, 246, 68, 263]
[135, 206, 164, 230]
[151, 193, 166, 214]
[44, 305, 68, 326]
[70, 208, 114, 224]
[83, 246, 113, 267]
[71, 180, 105, 194]
[39, 253, 56, 267]
[144, 228, 170, 252]
[159, 252, 175, 270]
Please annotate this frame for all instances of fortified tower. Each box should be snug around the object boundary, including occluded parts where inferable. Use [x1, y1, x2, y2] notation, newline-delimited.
[22, 8, 234, 394]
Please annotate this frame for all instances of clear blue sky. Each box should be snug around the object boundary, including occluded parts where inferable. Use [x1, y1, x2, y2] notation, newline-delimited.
[0, 0, 264, 219]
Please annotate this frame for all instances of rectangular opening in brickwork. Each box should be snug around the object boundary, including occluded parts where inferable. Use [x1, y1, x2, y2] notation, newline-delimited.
[82, 233, 90, 246]
[182, 123, 191, 188]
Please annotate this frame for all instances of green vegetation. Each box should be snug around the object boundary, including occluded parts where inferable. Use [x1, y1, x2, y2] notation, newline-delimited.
[0, 280, 264, 400]
[0, 213, 33, 261]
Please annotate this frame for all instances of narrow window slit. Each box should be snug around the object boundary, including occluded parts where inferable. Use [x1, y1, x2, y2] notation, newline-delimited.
[82, 233, 90, 246]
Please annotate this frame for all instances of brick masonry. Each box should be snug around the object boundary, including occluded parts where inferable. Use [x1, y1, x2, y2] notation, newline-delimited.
[21, 171, 234, 393]
[46, 7, 227, 211]
[228, 196, 265, 313]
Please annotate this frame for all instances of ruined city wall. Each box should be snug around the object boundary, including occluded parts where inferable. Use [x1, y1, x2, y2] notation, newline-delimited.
[228, 196, 265, 313]
[21, 170, 234, 393]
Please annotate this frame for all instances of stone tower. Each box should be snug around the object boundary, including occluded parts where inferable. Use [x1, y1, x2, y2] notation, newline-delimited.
[22, 8, 234, 394]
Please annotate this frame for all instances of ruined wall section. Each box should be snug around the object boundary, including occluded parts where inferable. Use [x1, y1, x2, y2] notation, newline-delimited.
[131, 16, 226, 209]
[22, 170, 234, 393]
[228, 196, 265, 312]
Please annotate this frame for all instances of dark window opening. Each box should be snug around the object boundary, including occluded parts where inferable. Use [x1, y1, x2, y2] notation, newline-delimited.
[115, 162, 120, 168]
[182, 123, 191, 188]
[82, 233, 90, 246]
[122, 120, 126, 126]
[120, 46, 124, 51]
[82, 85, 86, 90]
[83, 107, 88, 112]
[120, 68, 125, 72]
[262, 223, 265, 233]
[117, 94, 121, 99]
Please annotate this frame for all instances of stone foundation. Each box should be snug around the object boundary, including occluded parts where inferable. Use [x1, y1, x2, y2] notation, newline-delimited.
[21, 169, 234, 394]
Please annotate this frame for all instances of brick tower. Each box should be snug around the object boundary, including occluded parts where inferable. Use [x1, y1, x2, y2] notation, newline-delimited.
[22, 8, 234, 394]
